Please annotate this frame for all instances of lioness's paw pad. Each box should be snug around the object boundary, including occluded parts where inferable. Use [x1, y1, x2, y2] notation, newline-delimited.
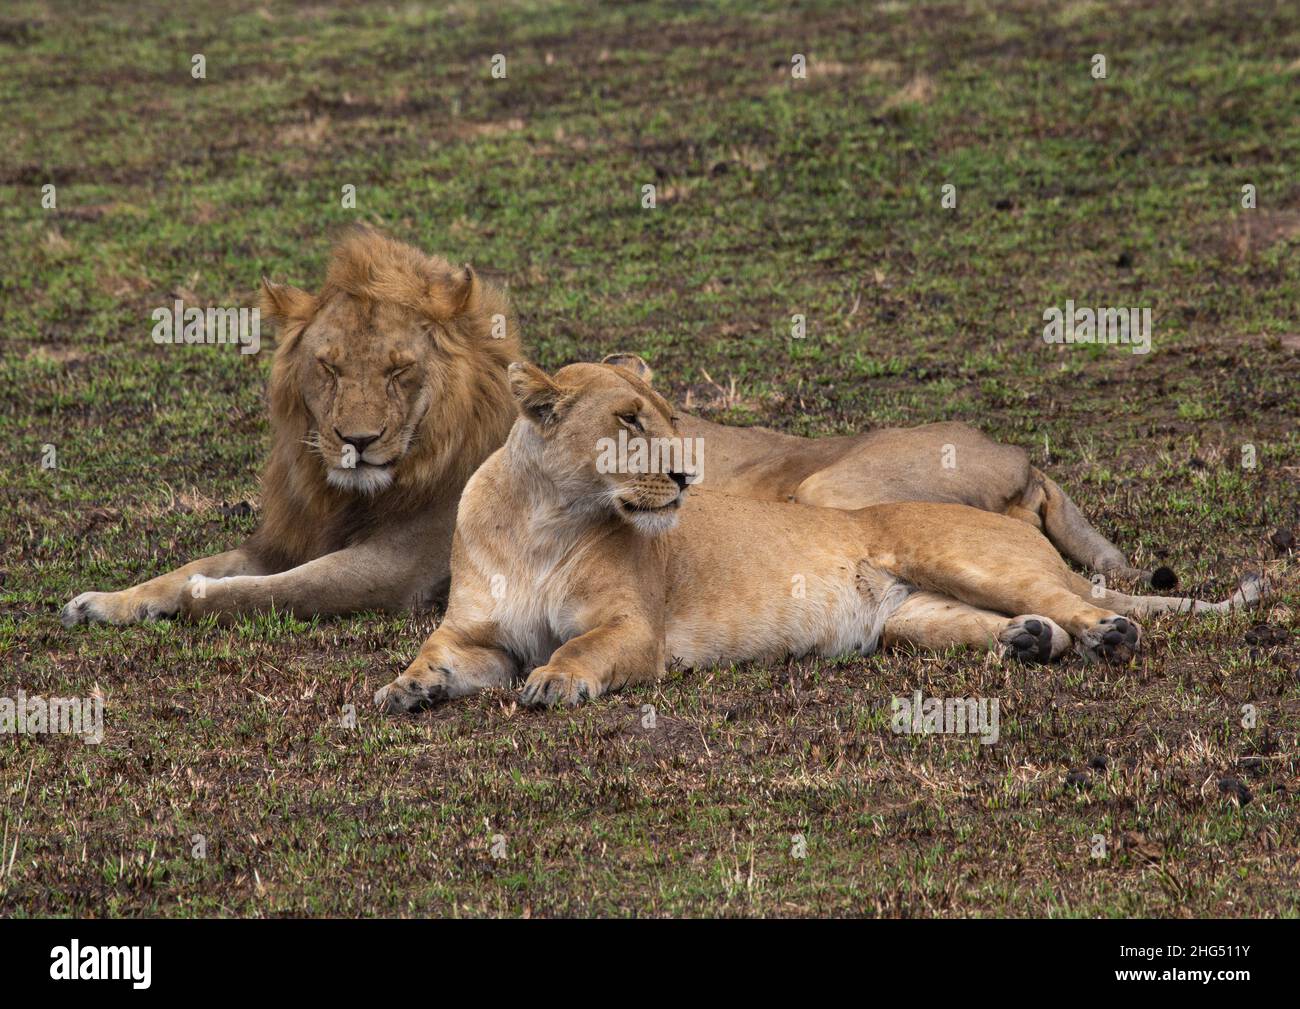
[520, 666, 599, 708]
[374, 671, 449, 715]
[1077, 615, 1142, 662]
[1000, 615, 1068, 662]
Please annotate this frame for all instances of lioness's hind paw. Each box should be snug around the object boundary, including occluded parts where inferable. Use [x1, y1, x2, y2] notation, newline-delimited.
[1000, 615, 1068, 662]
[1077, 615, 1142, 662]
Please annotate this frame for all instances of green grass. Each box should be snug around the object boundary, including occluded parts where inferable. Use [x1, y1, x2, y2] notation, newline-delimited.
[1, 0, 1298, 917]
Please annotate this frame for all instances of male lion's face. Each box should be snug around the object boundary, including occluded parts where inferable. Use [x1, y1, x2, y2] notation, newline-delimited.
[510, 362, 695, 536]
[296, 293, 435, 495]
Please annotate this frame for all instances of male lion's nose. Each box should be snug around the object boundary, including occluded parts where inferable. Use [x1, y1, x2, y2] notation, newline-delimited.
[336, 428, 383, 452]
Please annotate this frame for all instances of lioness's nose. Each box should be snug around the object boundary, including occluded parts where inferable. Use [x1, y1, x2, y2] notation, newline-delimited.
[668, 470, 689, 491]
[336, 428, 383, 452]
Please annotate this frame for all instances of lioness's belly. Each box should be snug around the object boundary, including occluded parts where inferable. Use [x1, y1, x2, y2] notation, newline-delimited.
[662, 492, 910, 669]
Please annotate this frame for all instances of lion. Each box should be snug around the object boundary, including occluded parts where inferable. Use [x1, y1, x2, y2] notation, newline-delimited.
[62, 226, 521, 626]
[374, 361, 1260, 712]
[599, 353, 1151, 583]
[63, 228, 1149, 629]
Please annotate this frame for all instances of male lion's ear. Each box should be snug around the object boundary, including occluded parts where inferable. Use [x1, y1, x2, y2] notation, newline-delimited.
[601, 353, 653, 384]
[429, 264, 479, 319]
[508, 362, 564, 426]
[259, 277, 316, 325]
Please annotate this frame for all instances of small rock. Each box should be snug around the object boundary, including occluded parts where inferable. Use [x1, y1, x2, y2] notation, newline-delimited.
[1066, 770, 1090, 790]
[1120, 830, 1163, 863]
[1218, 777, 1253, 807]
[1270, 527, 1295, 555]
[1088, 755, 1109, 772]
[1244, 623, 1287, 647]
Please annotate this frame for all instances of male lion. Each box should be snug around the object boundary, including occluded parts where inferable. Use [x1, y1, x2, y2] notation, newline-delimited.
[63, 228, 1146, 628]
[62, 227, 521, 625]
[374, 361, 1258, 712]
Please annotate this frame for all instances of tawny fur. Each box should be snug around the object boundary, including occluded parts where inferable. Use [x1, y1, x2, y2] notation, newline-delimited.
[65, 230, 1144, 628]
[375, 363, 1260, 713]
[62, 225, 521, 626]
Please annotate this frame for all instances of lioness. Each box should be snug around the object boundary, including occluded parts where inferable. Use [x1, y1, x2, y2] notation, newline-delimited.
[63, 228, 1146, 628]
[374, 362, 1258, 712]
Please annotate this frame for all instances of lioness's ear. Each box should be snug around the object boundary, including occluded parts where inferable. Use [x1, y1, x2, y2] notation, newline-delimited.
[508, 362, 564, 426]
[259, 277, 316, 324]
[601, 353, 653, 384]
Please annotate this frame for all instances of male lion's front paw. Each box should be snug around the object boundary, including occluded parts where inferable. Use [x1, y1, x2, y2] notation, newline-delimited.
[999, 615, 1069, 663]
[374, 668, 450, 715]
[1077, 615, 1142, 662]
[61, 590, 176, 628]
[519, 665, 602, 708]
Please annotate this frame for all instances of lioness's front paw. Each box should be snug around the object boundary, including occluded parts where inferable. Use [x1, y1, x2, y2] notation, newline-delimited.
[519, 665, 602, 708]
[1077, 615, 1142, 662]
[61, 590, 177, 628]
[374, 668, 450, 715]
[999, 615, 1069, 663]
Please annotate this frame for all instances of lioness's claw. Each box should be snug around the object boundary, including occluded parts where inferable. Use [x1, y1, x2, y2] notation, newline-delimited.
[520, 666, 598, 708]
[374, 672, 449, 714]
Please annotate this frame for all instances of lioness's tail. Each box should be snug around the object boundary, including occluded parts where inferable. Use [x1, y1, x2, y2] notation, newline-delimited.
[1085, 574, 1266, 618]
[1032, 468, 1154, 584]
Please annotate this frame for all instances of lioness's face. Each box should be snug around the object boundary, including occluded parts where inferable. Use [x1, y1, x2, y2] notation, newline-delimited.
[511, 362, 693, 536]
[297, 293, 435, 494]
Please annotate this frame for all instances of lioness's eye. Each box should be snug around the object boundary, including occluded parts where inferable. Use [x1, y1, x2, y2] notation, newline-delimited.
[617, 412, 642, 430]
[317, 358, 338, 377]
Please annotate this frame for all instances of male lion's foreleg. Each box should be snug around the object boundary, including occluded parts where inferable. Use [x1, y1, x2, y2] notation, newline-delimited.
[375, 623, 517, 715]
[62, 547, 269, 628]
[182, 543, 426, 621]
[881, 591, 1070, 662]
[520, 615, 662, 708]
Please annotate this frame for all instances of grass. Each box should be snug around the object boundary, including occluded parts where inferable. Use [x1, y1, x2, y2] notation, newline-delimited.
[1, 0, 1298, 917]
